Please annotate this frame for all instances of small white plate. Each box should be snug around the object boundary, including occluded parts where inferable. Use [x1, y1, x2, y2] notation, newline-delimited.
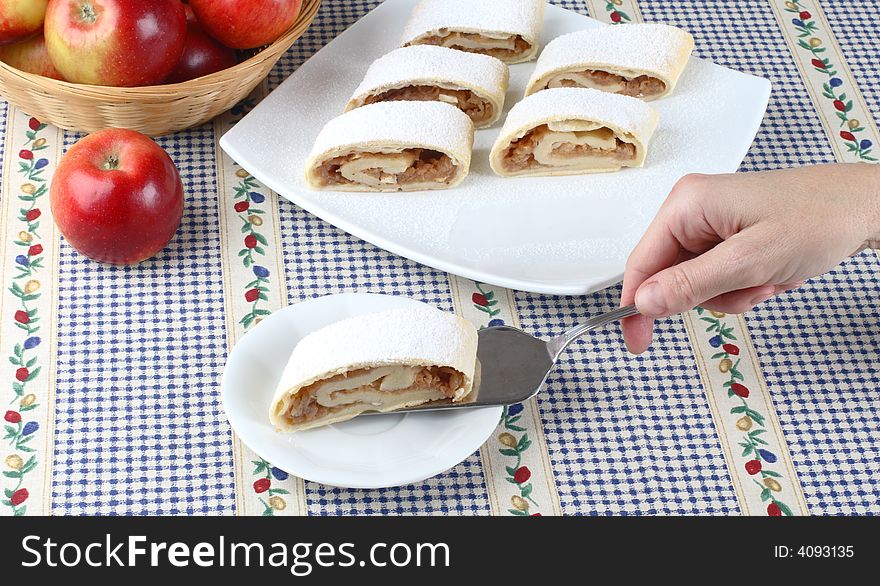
[221, 293, 502, 489]
[221, 0, 771, 295]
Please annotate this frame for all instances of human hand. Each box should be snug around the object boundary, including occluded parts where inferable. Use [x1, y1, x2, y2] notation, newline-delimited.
[621, 163, 880, 354]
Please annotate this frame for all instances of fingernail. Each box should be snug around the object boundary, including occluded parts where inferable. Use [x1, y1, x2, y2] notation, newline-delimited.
[625, 335, 652, 355]
[635, 282, 667, 317]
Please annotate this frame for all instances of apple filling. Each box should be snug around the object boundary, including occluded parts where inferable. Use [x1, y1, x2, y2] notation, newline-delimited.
[275, 365, 465, 426]
[360, 85, 494, 125]
[317, 149, 457, 190]
[543, 69, 667, 99]
[414, 32, 531, 61]
[501, 123, 637, 173]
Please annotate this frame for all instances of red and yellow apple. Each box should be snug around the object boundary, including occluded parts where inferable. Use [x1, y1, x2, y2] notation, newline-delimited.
[189, 0, 302, 49]
[0, 0, 49, 46]
[166, 21, 237, 83]
[50, 129, 184, 265]
[44, 0, 186, 86]
[0, 32, 63, 80]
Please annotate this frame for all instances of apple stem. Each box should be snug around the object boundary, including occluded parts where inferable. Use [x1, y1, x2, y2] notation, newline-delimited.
[103, 155, 120, 171]
[79, 2, 98, 24]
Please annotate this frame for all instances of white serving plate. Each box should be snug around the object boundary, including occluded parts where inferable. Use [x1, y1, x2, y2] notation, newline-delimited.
[221, 0, 771, 295]
[221, 293, 502, 489]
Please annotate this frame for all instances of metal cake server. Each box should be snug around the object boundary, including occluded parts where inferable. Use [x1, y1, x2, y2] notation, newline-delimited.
[367, 305, 641, 415]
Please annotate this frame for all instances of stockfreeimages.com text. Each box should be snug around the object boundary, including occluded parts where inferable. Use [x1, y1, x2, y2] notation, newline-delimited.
[21, 535, 450, 576]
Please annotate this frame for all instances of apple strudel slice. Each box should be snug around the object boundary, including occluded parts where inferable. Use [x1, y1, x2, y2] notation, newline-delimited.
[346, 45, 509, 128]
[525, 24, 695, 100]
[305, 101, 474, 192]
[269, 307, 478, 432]
[490, 87, 659, 177]
[401, 0, 546, 65]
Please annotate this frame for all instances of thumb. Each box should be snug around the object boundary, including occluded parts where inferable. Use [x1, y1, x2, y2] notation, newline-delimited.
[634, 235, 767, 317]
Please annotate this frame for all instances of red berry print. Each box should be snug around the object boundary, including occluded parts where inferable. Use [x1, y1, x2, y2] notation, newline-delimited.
[799, 11, 811, 19]
[28, 244, 43, 256]
[833, 99, 846, 111]
[513, 466, 531, 484]
[234, 201, 250, 213]
[10, 488, 29, 506]
[531, 513, 542, 517]
[745, 459, 762, 475]
[4, 410, 21, 423]
[253, 478, 270, 493]
[15, 368, 29, 382]
[14, 310, 30, 324]
[610, 11, 621, 22]
[29, 117, 41, 131]
[244, 234, 257, 248]
[722, 343, 740, 355]
[813, 59, 827, 70]
[244, 288, 260, 302]
[767, 502, 782, 516]
[731, 383, 750, 398]
[19, 149, 33, 160]
[25, 209, 41, 221]
[472, 293, 488, 306]
[840, 131, 855, 142]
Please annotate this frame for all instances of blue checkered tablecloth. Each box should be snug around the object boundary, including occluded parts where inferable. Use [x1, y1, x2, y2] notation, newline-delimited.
[2, 0, 877, 516]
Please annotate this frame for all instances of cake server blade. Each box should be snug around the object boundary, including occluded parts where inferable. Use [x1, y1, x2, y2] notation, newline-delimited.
[363, 305, 641, 415]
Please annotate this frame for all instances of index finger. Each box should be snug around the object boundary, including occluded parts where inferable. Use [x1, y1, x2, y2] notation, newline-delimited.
[621, 222, 683, 305]
[620, 178, 711, 354]
[620, 221, 681, 353]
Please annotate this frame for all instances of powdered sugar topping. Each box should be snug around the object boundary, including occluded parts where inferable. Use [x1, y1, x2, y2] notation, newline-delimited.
[499, 87, 659, 141]
[275, 307, 478, 399]
[531, 23, 694, 85]
[309, 100, 474, 162]
[349, 45, 509, 104]
[402, 0, 546, 45]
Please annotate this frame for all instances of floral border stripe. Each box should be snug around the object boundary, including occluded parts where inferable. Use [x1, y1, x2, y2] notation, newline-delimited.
[768, 0, 880, 494]
[0, 108, 62, 516]
[583, 0, 643, 24]
[589, 0, 809, 516]
[768, 0, 879, 163]
[767, 0, 879, 268]
[448, 275, 562, 516]
[213, 86, 306, 517]
[682, 311, 809, 515]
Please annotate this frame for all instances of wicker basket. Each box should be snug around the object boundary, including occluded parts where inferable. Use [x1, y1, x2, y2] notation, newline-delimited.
[0, 0, 321, 136]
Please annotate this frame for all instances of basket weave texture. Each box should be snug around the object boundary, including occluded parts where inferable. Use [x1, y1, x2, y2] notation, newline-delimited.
[0, 0, 322, 136]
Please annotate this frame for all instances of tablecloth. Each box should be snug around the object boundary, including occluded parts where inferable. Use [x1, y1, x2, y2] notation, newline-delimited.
[1, 0, 878, 517]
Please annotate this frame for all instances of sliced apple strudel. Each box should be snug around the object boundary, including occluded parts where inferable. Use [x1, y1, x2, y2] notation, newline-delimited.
[305, 101, 474, 192]
[490, 87, 659, 177]
[269, 307, 478, 432]
[525, 24, 695, 100]
[346, 45, 509, 128]
[401, 0, 546, 64]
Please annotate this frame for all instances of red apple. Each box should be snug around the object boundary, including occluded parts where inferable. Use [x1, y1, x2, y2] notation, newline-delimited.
[0, 0, 48, 46]
[166, 26, 237, 83]
[50, 129, 184, 265]
[44, 0, 186, 86]
[189, 0, 302, 49]
[0, 32, 64, 80]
